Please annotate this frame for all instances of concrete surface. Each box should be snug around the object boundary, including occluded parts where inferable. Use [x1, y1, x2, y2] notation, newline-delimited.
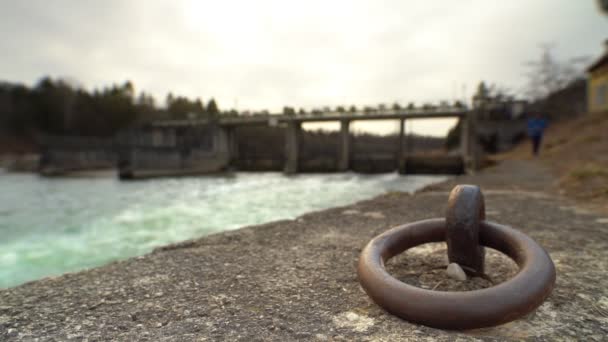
[1, 159, 607, 341]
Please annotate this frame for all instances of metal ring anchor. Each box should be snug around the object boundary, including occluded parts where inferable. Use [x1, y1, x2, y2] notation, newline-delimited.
[446, 185, 485, 275]
[357, 185, 556, 330]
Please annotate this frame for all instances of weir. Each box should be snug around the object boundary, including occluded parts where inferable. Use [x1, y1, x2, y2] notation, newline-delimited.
[38, 108, 482, 178]
[276, 109, 475, 175]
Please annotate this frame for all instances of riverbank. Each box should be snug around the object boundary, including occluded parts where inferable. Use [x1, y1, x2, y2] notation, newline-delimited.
[496, 110, 608, 214]
[1, 159, 608, 340]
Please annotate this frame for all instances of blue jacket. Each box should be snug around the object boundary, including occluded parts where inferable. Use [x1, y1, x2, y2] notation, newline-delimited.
[527, 118, 547, 137]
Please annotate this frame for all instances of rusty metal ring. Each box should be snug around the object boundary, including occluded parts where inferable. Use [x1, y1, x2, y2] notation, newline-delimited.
[357, 218, 556, 330]
[446, 185, 486, 274]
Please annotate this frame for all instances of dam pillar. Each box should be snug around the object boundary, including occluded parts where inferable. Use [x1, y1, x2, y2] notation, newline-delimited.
[338, 119, 351, 171]
[460, 116, 469, 165]
[225, 126, 239, 166]
[284, 121, 300, 174]
[397, 118, 405, 170]
[461, 110, 479, 173]
[471, 110, 480, 171]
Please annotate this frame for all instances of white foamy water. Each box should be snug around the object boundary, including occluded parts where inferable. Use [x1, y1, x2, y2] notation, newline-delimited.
[0, 170, 446, 288]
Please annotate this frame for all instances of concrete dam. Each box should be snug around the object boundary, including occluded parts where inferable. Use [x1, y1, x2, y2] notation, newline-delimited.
[38, 109, 507, 179]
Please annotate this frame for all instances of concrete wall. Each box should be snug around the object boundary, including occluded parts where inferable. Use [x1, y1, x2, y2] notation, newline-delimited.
[298, 158, 339, 173]
[39, 136, 116, 175]
[235, 158, 283, 171]
[43, 149, 116, 170]
[400, 155, 464, 175]
[477, 119, 527, 153]
[351, 154, 397, 173]
[119, 125, 230, 179]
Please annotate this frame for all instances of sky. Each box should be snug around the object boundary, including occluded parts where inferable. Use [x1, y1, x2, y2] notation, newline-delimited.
[0, 1, 606, 135]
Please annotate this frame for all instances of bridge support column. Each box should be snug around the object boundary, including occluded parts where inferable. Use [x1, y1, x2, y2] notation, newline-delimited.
[460, 116, 469, 165]
[226, 127, 239, 167]
[285, 121, 300, 174]
[471, 110, 480, 171]
[461, 110, 479, 173]
[338, 119, 350, 171]
[397, 118, 405, 171]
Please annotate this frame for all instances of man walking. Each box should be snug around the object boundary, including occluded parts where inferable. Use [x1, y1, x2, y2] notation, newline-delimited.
[527, 112, 548, 156]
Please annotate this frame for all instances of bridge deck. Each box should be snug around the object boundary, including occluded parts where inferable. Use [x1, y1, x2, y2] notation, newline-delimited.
[149, 110, 467, 127]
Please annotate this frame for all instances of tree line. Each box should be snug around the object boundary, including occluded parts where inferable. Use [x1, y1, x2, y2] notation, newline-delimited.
[0, 77, 222, 138]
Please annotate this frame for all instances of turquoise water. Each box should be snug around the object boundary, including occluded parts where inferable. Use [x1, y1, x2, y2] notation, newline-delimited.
[0, 170, 446, 288]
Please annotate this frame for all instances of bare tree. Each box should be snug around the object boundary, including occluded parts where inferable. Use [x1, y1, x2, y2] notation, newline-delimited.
[282, 106, 295, 116]
[524, 45, 589, 100]
[482, 82, 514, 102]
[598, 0, 608, 14]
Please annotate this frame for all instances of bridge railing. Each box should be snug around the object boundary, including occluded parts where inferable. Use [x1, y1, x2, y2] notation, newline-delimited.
[148, 108, 469, 127]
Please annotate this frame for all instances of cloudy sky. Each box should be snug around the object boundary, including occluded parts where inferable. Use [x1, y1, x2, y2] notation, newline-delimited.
[0, 1, 606, 134]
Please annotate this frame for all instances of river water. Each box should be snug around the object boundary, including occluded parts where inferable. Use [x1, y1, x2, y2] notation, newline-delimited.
[0, 170, 446, 288]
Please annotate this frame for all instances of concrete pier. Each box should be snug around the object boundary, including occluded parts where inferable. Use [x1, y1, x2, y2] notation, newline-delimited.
[225, 127, 239, 167]
[397, 118, 405, 169]
[338, 119, 350, 171]
[460, 117, 470, 170]
[284, 121, 300, 174]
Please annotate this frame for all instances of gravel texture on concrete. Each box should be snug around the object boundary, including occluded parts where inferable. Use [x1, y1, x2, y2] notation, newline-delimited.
[1, 160, 608, 341]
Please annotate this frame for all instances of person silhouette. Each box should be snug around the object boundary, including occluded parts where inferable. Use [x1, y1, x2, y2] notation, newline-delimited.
[527, 112, 548, 156]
